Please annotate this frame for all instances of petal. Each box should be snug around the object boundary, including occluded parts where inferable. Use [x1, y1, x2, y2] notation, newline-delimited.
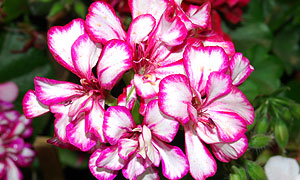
[85, 1, 126, 44]
[206, 86, 254, 125]
[68, 94, 92, 117]
[103, 106, 136, 145]
[117, 83, 137, 110]
[152, 138, 189, 179]
[23, 90, 49, 119]
[144, 99, 179, 143]
[34, 76, 83, 106]
[184, 121, 217, 180]
[211, 135, 248, 162]
[158, 74, 192, 124]
[153, 9, 187, 46]
[48, 18, 85, 75]
[230, 52, 254, 86]
[137, 166, 159, 180]
[204, 72, 232, 105]
[5, 137, 24, 154]
[122, 155, 146, 180]
[202, 39, 235, 57]
[183, 46, 229, 94]
[186, 2, 211, 29]
[264, 155, 300, 180]
[118, 138, 138, 160]
[0, 81, 18, 102]
[0, 161, 5, 179]
[206, 110, 247, 142]
[89, 149, 118, 180]
[86, 99, 106, 143]
[97, 40, 133, 90]
[5, 158, 23, 180]
[66, 116, 97, 151]
[50, 104, 72, 143]
[15, 144, 35, 167]
[129, 0, 168, 21]
[96, 146, 126, 170]
[133, 74, 157, 99]
[127, 14, 156, 47]
[142, 125, 160, 167]
[71, 33, 102, 80]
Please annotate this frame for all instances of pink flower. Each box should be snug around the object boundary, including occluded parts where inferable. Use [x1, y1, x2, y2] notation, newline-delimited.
[158, 45, 254, 179]
[89, 100, 189, 179]
[0, 82, 35, 180]
[23, 18, 133, 151]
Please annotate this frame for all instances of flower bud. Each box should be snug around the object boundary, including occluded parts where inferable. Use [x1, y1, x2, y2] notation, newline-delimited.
[274, 119, 289, 149]
[229, 174, 242, 180]
[255, 117, 269, 134]
[232, 166, 247, 180]
[249, 134, 273, 149]
[245, 160, 267, 180]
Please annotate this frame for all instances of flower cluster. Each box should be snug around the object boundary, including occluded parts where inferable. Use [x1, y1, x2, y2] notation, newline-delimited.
[0, 82, 35, 180]
[23, 0, 254, 179]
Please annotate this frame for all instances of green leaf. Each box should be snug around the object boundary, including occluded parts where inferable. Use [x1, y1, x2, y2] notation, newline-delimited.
[2, 0, 28, 22]
[229, 23, 273, 51]
[74, 1, 87, 19]
[274, 119, 289, 149]
[57, 148, 89, 168]
[131, 100, 142, 125]
[48, 1, 64, 17]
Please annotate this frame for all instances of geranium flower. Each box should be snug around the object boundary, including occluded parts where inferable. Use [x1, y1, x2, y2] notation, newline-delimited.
[0, 82, 35, 180]
[158, 45, 254, 179]
[23, 18, 133, 151]
[89, 99, 189, 179]
[265, 155, 300, 180]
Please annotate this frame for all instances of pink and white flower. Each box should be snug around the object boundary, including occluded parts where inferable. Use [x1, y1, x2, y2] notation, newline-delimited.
[89, 99, 189, 179]
[158, 45, 254, 179]
[0, 82, 35, 180]
[23, 18, 133, 151]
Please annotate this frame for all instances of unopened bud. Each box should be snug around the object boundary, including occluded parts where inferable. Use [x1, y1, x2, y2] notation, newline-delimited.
[232, 166, 247, 180]
[229, 173, 242, 180]
[274, 119, 289, 149]
[255, 117, 269, 134]
[249, 134, 272, 149]
[245, 160, 267, 180]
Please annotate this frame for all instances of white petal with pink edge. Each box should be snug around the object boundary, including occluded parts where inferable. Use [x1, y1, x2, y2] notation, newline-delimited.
[117, 83, 137, 110]
[66, 116, 97, 151]
[206, 86, 254, 125]
[89, 149, 118, 180]
[50, 104, 72, 143]
[142, 125, 160, 167]
[23, 90, 49, 119]
[0, 81, 18, 102]
[144, 99, 179, 143]
[96, 146, 126, 170]
[158, 74, 192, 124]
[103, 106, 136, 145]
[86, 99, 106, 143]
[118, 138, 138, 160]
[184, 121, 217, 180]
[34, 76, 83, 105]
[97, 40, 132, 90]
[206, 110, 247, 142]
[187, 2, 211, 29]
[183, 46, 229, 93]
[230, 52, 254, 86]
[154, 10, 187, 46]
[127, 14, 156, 47]
[5, 158, 23, 180]
[122, 154, 146, 180]
[71, 33, 102, 80]
[16, 145, 35, 167]
[47, 18, 84, 76]
[152, 138, 189, 179]
[137, 166, 159, 180]
[129, 0, 168, 21]
[85, 1, 126, 44]
[211, 135, 248, 162]
[68, 94, 92, 117]
[203, 40, 235, 57]
[204, 72, 232, 105]
[0, 161, 5, 179]
[133, 74, 157, 99]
